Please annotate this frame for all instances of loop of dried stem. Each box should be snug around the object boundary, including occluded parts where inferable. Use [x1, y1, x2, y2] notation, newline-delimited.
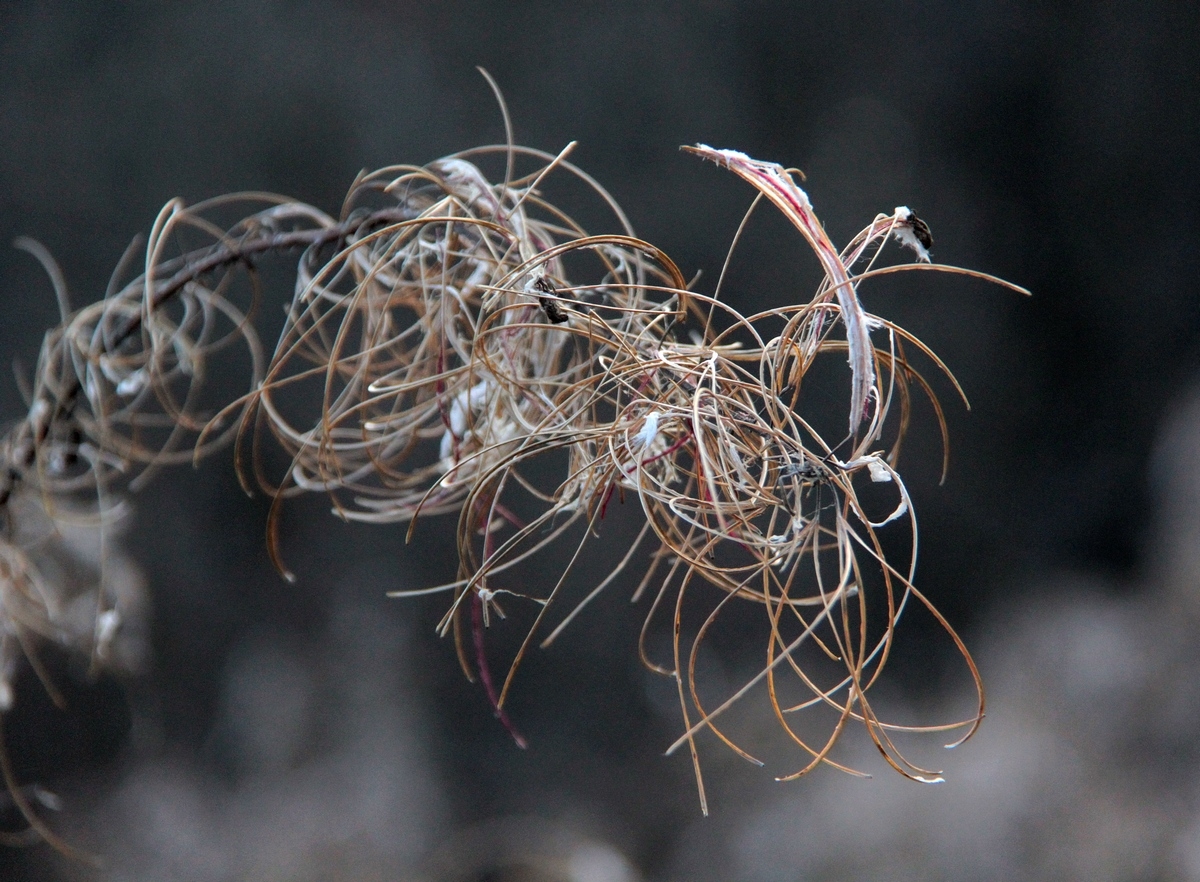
[1, 122, 1026, 830]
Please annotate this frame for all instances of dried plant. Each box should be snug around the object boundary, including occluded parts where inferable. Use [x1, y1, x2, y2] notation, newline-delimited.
[0, 82, 1026, 845]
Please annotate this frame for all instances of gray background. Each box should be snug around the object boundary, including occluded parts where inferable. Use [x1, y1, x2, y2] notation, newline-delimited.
[1, 2, 1198, 879]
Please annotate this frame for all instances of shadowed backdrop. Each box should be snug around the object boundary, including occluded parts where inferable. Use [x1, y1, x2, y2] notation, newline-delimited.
[1, 2, 1198, 879]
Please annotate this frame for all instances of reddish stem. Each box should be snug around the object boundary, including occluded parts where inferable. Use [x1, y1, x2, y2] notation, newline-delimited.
[640, 429, 693, 466]
[471, 589, 528, 749]
[599, 480, 618, 519]
[490, 500, 526, 529]
[469, 496, 527, 748]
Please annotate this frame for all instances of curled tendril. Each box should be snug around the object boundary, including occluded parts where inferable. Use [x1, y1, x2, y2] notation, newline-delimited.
[2, 120, 1027, 828]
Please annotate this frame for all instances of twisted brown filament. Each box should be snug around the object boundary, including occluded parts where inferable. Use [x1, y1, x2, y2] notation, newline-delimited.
[2, 130, 1028, 825]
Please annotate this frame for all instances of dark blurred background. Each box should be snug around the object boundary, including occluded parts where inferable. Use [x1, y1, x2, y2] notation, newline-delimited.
[1, 2, 1199, 879]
